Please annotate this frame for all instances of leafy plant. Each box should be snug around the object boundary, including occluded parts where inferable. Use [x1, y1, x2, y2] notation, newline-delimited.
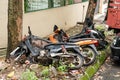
[57, 65, 67, 72]
[95, 25, 105, 31]
[41, 67, 49, 77]
[69, 63, 75, 68]
[20, 69, 38, 80]
[42, 77, 50, 80]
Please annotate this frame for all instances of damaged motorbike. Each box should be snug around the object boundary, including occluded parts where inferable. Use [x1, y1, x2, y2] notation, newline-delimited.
[48, 25, 99, 66]
[70, 18, 108, 50]
[10, 27, 84, 69]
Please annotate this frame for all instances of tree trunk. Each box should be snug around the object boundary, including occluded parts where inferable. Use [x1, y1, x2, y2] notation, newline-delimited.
[6, 0, 23, 60]
[84, 0, 97, 27]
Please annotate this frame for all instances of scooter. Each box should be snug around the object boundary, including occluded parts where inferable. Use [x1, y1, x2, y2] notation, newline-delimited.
[10, 26, 84, 69]
[48, 25, 99, 66]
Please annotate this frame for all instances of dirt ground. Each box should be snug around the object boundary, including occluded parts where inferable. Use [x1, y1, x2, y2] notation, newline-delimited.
[92, 57, 120, 80]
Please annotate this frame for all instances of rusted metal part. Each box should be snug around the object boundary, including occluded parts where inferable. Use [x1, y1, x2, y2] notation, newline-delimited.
[106, 0, 120, 29]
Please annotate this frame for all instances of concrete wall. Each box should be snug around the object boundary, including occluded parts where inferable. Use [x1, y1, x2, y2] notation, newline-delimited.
[0, 1, 88, 48]
[0, 0, 8, 48]
[23, 2, 88, 37]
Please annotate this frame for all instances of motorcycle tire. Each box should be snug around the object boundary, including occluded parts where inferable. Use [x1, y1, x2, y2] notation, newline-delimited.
[81, 47, 97, 66]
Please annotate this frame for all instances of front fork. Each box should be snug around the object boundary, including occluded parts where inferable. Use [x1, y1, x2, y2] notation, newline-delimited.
[10, 47, 20, 56]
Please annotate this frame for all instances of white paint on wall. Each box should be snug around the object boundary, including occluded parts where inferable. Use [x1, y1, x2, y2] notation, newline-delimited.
[0, 0, 8, 48]
[0, 1, 88, 48]
[23, 2, 88, 37]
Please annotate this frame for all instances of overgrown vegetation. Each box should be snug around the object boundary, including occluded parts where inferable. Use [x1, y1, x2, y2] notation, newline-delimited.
[80, 49, 108, 80]
[20, 69, 38, 80]
[41, 67, 49, 77]
[57, 65, 67, 72]
[95, 25, 106, 31]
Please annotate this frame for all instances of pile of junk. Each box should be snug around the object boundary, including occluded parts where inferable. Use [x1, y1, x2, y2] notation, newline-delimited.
[10, 18, 109, 69]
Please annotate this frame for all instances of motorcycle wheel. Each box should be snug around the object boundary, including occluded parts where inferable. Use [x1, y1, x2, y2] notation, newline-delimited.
[81, 47, 96, 66]
[57, 51, 84, 70]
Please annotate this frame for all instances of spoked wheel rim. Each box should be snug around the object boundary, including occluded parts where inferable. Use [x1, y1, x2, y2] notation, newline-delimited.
[82, 47, 96, 66]
[58, 53, 83, 69]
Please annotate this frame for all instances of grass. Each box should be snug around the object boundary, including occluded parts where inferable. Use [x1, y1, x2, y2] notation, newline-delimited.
[86, 66, 96, 77]
[20, 69, 38, 80]
[41, 67, 49, 77]
[80, 47, 109, 80]
[80, 74, 90, 80]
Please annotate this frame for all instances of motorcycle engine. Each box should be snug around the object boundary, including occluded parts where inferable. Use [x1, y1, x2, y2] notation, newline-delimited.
[37, 50, 46, 59]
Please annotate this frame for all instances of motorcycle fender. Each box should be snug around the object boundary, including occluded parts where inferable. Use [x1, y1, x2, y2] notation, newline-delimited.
[91, 30, 98, 34]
